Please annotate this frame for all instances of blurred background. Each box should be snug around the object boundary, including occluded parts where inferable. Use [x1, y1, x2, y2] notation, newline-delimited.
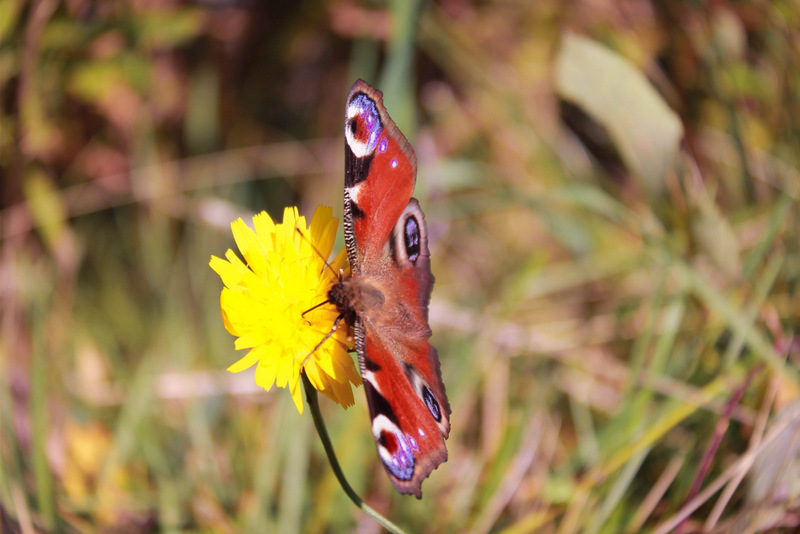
[2, 0, 800, 532]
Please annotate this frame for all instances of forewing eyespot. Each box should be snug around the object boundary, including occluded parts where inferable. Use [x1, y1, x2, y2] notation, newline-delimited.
[422, 386, 441, 422]
[404, 216, 421, 262]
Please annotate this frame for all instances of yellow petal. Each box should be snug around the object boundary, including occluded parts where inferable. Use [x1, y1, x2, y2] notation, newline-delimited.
[228, 349, 260, 373]
[210, 206, 359, 414]
[289, 375, 304, 413]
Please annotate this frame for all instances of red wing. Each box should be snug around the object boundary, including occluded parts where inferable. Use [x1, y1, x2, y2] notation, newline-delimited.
[357, 325, 450, 498]
[340, 80, 449, 498]
[357, 200, 450, 498]
[392, 199, 435, 322]
[390, 199, 447, 418]
[343, 80, 417, 272]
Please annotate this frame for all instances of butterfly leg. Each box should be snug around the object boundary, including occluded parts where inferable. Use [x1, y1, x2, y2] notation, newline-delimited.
[301, 299, 333, 325]
[302, 313, 347, 368]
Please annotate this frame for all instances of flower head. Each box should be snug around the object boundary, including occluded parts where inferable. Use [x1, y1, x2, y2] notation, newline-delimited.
[209, 206, 361, 412]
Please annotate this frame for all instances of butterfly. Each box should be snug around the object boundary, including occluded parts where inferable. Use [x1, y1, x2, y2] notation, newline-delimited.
[326, 80, 451, 498]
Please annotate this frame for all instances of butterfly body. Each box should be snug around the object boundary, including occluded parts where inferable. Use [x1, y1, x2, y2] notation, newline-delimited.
[327, 80, 450, 498]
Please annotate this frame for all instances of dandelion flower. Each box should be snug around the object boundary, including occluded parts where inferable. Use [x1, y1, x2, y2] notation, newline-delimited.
[209, 206, 361, 412]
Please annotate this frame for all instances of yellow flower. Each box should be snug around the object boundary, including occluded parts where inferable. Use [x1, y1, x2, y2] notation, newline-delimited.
[209, 206, 361, 412]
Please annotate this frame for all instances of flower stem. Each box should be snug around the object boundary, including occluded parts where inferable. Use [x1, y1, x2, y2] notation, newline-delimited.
[301, 372, 407, 534]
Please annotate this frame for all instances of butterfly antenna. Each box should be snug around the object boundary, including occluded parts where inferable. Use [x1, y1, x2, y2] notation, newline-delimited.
[301, 313, 347, 367]
[295, 227, 341, 279]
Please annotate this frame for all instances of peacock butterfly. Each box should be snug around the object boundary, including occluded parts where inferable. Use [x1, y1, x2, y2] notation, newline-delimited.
[326, 80, 450, 498]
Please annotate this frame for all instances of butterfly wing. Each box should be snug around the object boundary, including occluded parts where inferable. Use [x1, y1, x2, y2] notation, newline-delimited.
[343, 80, 417, 271]
[356, 200, 450, 498]
[359, 331, 450, 498]
[342, 80, 450, 498]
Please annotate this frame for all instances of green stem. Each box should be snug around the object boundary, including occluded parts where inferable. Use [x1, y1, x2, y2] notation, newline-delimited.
[301, 372, 407, 534]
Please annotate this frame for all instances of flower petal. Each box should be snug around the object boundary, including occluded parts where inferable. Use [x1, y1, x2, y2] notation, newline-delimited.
[210, 206, 359, 413]
[228, 349, 260, 373]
